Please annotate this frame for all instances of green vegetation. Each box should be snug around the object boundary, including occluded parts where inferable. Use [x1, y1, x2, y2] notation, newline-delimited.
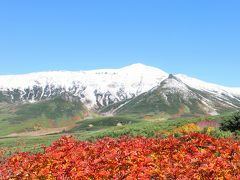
[114, 86, 207, 116]
[220, 111, 240, 132]
[202, 128, 232, 138]
[0, 115, 212, 152]
[0, 97, 88, 136]
[99, 99, 130, 113]
[0, 111, 238, 156]
[13, 96, 86, 120]
[68, 115, 141, 132]
[0, 92, 10, 102]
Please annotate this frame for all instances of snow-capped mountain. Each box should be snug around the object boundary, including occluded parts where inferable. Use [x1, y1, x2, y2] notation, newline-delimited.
[0, 64, 168, 108]
[176, 74, 240, 97]
[0, 63, 239, 114]
[114, 74, 240, 116]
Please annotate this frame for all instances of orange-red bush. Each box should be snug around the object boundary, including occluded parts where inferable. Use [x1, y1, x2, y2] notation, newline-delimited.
[0, 133, 240, 179]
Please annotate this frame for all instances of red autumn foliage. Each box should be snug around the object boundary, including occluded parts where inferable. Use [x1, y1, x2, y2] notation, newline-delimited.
[0, 133, 240, 179]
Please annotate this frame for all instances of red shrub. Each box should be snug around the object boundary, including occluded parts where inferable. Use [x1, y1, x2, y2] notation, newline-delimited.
[0, 133, 240, 179]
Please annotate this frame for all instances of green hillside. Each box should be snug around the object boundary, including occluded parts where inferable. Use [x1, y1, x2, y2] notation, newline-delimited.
[68, 115, 141, 133]
[0, 113, 235, 155]
[0, 97, 88, 136]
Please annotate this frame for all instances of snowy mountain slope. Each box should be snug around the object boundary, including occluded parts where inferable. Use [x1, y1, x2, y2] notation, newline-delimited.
[176, 74, 240, 108]
[114, 74, 240, 116]
[0, 64, 168, 108]
[176, 74, 240, 96]
[0, 63, 239, 115]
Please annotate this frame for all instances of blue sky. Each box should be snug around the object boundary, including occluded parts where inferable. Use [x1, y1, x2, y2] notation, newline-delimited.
[0, 1, 240, 87]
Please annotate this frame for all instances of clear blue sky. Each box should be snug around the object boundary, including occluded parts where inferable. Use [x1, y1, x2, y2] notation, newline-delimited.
[0, 1, 240, 87]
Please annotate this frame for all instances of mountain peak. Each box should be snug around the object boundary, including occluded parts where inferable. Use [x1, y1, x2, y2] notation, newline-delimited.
[168, 74, 175, 79]
[160, 74, 190, 93]
[166, 74, 182, 83]
[122, 63, 155, 70]
[120, 63, 168, 76]
[127, 63, 147, 67]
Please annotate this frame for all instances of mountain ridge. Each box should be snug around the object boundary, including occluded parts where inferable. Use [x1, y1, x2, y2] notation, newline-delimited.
[0, 63, 239, 89]
[114, 74, 240, 116]
[0, 64, 168, 108]
[0, 63, 239, 112]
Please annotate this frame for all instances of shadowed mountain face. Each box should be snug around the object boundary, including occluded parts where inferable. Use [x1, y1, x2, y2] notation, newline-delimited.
[113, 75, 240, 116]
